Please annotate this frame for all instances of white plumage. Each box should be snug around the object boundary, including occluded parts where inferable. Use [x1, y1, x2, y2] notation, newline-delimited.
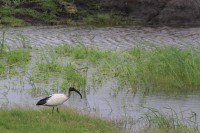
[45, 94, 68, 106]
[36, 87, 82, 113]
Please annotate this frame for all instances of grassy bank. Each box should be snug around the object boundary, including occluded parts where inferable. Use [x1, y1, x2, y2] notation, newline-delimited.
[0, 108, 197, 133]
[0, 108, 124, 133]
[0, 0, 141, 27]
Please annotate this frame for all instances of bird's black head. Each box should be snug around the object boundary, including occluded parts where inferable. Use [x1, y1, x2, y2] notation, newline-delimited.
[68, 87, 82, 99]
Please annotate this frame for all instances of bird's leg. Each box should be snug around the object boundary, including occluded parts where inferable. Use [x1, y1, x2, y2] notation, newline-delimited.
[52, 107, 54, 114]
[57, 107, 59, 113]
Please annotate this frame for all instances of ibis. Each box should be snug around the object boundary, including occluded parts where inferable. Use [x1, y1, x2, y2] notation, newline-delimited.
[36, 87, 82, 113]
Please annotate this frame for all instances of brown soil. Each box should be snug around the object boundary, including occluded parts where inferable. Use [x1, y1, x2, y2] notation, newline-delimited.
[2, 0, 200, 26]
[102, 0, 200, 26]
[14, 13, 46, 25]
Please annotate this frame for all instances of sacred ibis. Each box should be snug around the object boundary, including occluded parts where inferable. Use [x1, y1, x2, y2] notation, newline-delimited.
[36, 87, 82, 113]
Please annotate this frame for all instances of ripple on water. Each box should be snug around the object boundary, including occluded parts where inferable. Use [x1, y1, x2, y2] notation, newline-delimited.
[1, 26, 200, 49]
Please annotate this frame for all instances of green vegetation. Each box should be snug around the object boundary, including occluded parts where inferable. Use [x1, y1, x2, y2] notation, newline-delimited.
[37, 62, 63, 73]
[82, 13, 141, 26]
[0, 0, 59, 26]
[129, 47, 200, 92]
[54, 45, 200, 94]
[0, 0, 141, 27]
[55, 44, 115, 63]
[0, 62, 6, 75]
[0, 108, 123, 133]
[0, 44, 199, 94]
[61, 65, 86, 90]
[5, 48, 30, 65]
[0, 42, 199, 132]
[32, 61, 86, 89]
[0, 16, 28, 27]
[0, 47, 30, 76]
[83, 13, 140, 26]
[138, 107, 198, 133]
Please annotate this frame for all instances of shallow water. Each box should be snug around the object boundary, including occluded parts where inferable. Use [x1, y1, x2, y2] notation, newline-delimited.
[1, 76, 200, 131]
[0, 26, 200, 131]
[1, 26, 200, 49]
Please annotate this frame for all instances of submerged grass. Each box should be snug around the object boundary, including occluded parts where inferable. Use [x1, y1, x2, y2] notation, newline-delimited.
[31, 60, 86, 92]
[1, 43, 200, 94]
[0, 44, 199, 132]
[61, 64, 86, 90]
[0, 48, 30, 76]
[55, 44, 116, 63]
[55, 44, 200, 93]
[37, 62, 63, 73]
[138, 107, 198, 133]
[131, 47, 200, 91]
[0, 108, 123, 133]
[0, 62, 6, 75]
[5, 48, 30, 65]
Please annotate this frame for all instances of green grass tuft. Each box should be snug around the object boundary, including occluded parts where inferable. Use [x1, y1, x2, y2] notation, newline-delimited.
[55, 44, 116, 63]
[0, 62, 6, 75]
[1, 16, 28, 27]
[37, 62, 63, 73]
[5, 48, 30, 65]
[83, 13, 141, 26]
[132, 47, 200, 91]
[55, 44, 73, 56]
[61, 64, 86, 90]
[139, 107, 198, 133]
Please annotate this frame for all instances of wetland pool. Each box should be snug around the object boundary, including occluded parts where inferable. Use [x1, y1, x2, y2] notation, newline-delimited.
[1, 25, 200, 132]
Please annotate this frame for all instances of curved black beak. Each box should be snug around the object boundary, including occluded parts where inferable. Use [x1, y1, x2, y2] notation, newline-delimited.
[68, 87, 82, 99]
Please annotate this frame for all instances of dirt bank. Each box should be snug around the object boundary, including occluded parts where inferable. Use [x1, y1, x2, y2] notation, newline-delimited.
[103, 0, 200, 26]
[1, 0, 200, 27]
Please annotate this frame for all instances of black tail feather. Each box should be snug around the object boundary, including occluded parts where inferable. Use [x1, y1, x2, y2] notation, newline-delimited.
[36, 96, 51, 105]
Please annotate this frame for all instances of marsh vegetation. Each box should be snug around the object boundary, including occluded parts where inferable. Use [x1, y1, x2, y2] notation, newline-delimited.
[53, 44, 200, 94]
[0, 37, 199, 132]
[137, 107, 198, 133]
